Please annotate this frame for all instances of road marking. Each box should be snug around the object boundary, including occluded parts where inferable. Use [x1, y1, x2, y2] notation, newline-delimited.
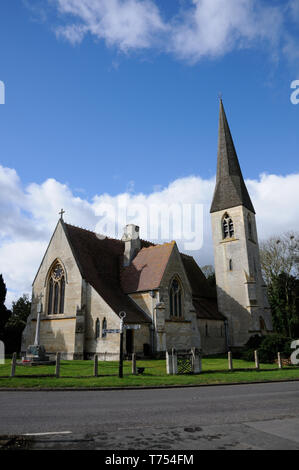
[22, 431, 72, 436]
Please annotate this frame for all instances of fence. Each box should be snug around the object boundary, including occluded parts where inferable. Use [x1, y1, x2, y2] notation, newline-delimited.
[0, 350, 297, 380]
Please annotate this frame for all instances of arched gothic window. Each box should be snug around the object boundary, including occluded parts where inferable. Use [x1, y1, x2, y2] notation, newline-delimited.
[102, 318, 107, 338]
[47, 261, 65, 315]
[222, 213, 234, 239]
[169, 278, 182, 318]
[95, 318, 100, 339]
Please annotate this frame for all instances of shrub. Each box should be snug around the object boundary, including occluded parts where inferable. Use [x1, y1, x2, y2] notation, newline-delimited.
[242, 334, 293, 364]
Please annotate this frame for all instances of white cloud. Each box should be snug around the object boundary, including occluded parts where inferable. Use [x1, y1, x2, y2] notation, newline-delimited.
[55, 0, 167, 50]
[49, 0, 297, 63]
[1, 164, 299, 307]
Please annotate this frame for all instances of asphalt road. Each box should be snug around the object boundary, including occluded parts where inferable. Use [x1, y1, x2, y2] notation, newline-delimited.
[1, 381, 299, 450]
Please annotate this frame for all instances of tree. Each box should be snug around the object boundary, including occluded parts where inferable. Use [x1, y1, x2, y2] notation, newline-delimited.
[0, 274, 11, 342]
[260, 233, 299, 338]
[5, 294, 31, 353]
[260, 232, 299, 285]
[201, 265, 216, 288]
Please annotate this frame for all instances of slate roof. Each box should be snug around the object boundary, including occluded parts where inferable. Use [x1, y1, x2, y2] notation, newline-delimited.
[181, 254, 226, 321]
[210, 100, 255, 214]
[62, 222, 224, 323]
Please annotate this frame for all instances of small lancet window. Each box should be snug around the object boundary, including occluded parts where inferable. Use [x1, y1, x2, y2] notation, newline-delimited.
[169, 278, 182, 318]
[260, 317, 266, 331]
[229, 259, 233, 271]
[47, 261, 65, 315]
[95, 318, 100, 339]
[222, 213, 234, 239]
[102, 318, 107, 338]
[248, 215, 253, 240]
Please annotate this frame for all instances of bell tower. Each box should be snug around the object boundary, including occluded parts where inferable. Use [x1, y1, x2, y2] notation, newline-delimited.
[210, 100, 273, 347]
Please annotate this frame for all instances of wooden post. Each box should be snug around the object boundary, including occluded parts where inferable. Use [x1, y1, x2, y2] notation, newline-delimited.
[228, 351, 233, 371]
[94, 354, 98, 377]
[278, 352, 282, 369]
[132, 353, 137, 375]
[254, 350, 260, 370]
[10, 352, 17, 377]
[55, 352, 61, 378]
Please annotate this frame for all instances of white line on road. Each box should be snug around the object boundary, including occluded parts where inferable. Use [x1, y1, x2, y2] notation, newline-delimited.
[22, 431, 72, 436]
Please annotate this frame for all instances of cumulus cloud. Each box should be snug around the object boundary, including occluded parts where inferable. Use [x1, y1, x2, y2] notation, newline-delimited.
[55, 0, 167, 51]
[48, 0, 299, 63]
[1, 164, 299, 307]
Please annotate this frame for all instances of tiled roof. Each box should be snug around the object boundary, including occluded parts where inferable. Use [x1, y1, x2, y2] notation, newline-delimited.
[63, 223, 151, 324]
[121, 242, 175, 293]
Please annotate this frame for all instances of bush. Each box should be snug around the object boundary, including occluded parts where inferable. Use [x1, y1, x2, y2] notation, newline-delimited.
[242, 334, 293, 364]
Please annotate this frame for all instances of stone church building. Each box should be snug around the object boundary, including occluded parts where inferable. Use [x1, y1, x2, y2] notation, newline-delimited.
[21, 101, 273, 359]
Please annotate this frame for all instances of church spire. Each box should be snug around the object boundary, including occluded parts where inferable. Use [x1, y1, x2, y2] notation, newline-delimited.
[210, 100, 255, 214]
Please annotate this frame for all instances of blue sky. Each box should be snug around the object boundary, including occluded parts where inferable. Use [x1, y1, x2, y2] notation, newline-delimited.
[0, 0, 298, 197]
[0, 0, 299, 304]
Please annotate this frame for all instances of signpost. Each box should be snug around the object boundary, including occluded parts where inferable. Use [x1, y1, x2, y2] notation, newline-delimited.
[102, 313, 141, 379]
[118, 311, 126, 379]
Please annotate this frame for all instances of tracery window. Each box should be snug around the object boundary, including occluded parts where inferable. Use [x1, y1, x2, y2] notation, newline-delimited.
[169, 278, 182, 318]
[47, 261, 65, 315]
[222, 213, 234, 239]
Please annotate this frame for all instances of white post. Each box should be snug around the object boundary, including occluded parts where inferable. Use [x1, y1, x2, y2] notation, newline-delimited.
[34, 295, 43, 347]
[228, 351, 233, 371]
[254, 350, 260, 370]
[10, 353, 17, 377]
[55, 352, 61, 378]
[132, 353, 137, 375]
[166, 350, 173, 375]
[278, 352, 282, 369]
[172, 348, 178, 375]
[94, 354, 98, 377]
[0, 340, 4, 365]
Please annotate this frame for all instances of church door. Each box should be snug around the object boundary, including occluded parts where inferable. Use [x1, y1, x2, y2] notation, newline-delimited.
[126, 330, 134, 355]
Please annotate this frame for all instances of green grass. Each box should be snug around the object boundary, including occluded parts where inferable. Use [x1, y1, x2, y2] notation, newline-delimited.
[0, 358, 299, 389]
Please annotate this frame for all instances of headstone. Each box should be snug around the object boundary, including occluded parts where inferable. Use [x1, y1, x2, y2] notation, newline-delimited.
[0, 341, 4, 365]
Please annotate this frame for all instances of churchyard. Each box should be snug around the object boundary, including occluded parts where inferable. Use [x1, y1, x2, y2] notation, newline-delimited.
[0, 356, 299, 389]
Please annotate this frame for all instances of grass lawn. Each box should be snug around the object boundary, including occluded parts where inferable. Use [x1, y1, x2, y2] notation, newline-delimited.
[0, 357, 299, 389]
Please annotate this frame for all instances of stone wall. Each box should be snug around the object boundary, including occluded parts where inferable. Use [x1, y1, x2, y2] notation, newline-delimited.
[21, 221, 83, 359]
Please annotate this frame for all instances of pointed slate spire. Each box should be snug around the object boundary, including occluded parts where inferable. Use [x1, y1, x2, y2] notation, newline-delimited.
[210, 100, 255, 214]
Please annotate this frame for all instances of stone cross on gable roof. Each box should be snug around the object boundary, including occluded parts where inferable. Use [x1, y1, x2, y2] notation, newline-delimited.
[59, 209, 65, 220]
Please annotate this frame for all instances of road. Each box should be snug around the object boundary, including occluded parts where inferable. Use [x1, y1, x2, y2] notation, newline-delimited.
[0, 381, 299, 450]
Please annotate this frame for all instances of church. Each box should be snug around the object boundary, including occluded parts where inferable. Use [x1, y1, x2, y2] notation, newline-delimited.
[21, 101, 273, 360]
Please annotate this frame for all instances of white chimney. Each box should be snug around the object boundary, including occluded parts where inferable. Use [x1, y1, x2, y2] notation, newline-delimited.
[122, 224, 141, 267]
